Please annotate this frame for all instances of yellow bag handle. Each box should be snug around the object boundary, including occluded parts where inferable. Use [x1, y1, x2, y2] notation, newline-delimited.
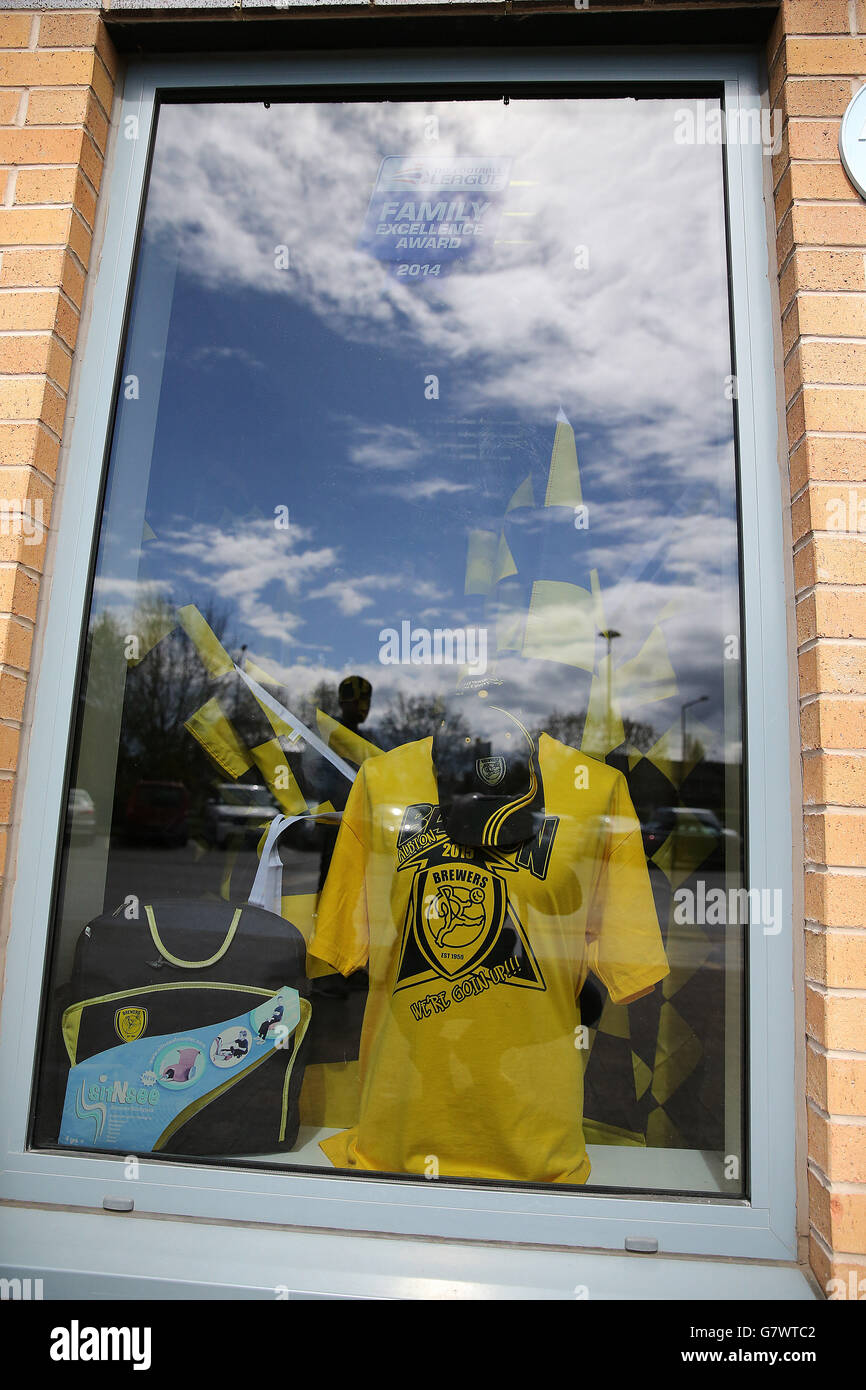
[144, 904, 243, 970]
[279, 996, 312, 1143]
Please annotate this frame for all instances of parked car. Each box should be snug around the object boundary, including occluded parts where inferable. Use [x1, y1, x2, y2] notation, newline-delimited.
[641, 806, 739, 866]
[203, 783, 276, 849]
[124, 781, 189, 847]
[66, 787, 96, 844]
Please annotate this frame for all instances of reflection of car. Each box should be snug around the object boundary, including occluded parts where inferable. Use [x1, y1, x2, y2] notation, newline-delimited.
[203, 783, 275, 848]
[125, 781, 189, 847]
[642, 807, 739, 864]
[67, 787, 96, 844]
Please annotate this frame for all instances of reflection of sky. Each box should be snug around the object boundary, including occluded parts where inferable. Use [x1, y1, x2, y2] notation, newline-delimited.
[94, 96, 740, 755]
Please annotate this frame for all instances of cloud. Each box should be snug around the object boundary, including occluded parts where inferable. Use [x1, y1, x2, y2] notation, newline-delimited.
[379, 476, 473, 500]
[308, 578, 376, 616]
[150, 517, 336, 642]
[187, 345, 266, 372]
[92, 576, 171, 604]
[410, 579, 450, 602]
[147, 97, 735, 474]
[346, 422, 426, 472]
[308, 570, 450, 616]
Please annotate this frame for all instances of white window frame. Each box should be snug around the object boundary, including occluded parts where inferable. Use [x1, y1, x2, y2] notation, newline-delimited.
[0, 48, 799, 1263]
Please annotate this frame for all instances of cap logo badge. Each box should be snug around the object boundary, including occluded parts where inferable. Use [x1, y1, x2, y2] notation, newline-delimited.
[476, 756, 506, 787]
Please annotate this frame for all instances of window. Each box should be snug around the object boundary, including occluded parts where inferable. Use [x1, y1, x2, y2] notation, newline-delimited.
[31, 89, 747, 1197]
[6, 52, 795, 1259]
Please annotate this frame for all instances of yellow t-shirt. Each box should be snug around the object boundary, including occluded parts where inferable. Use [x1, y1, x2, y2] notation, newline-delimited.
[310, 732, 669, 1186]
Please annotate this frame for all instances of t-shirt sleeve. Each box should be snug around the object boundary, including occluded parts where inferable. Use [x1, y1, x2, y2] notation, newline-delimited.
[309, 764, 371, 976]
[584, 773, 670, 1004]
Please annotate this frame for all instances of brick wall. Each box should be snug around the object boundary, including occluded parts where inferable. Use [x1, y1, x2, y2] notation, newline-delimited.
[769, 0, 866, 1298]
[0, 10, 115, 908]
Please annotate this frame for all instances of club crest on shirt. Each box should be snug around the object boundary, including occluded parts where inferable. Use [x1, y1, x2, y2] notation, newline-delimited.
[417, 866, 504, 978]
[394, 856, 546, 994]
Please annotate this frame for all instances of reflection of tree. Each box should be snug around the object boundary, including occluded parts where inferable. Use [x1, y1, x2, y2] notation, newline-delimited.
[683, 732, 705, 767]
[621, 718, 657, 754]
[88, 584, 668, 833]
[542, 709, 588, 748]
[99, 596, 236, 827]
[378, 692, 445, 750]
[297, 680, 339, 728]
[543, 708, 657, 753]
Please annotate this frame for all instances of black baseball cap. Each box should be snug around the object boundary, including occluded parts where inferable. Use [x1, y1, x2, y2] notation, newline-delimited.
[431, 678, 544, 849]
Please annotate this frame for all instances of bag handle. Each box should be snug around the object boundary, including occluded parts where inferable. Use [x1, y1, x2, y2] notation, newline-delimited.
[145, 809, 342, 964]
[144, 903, 243, 970]
[247, 811, 340, 915]
[278, 996, 312, 1143]
[248, 813, 304, 916]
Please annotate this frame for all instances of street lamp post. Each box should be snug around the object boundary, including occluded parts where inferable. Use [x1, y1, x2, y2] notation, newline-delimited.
[234, 644, 247, 721]
[680, 694, 708, 779]
[598, 629, 621, 754]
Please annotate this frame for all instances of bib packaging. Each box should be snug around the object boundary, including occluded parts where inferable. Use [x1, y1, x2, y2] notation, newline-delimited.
[60, 986, 306, 1154]
[57, 896, 311, 1157]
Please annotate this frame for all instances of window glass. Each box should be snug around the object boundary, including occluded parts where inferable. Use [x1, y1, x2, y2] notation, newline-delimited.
[33, 94, 745, 1196]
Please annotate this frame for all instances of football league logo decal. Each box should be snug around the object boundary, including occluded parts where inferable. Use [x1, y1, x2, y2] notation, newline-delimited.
[476, 755, 506, 786]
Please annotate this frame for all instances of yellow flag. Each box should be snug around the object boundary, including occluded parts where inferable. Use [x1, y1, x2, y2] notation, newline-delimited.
[316, 710, 382, 765]
[522, 580, 596, 670]
[184, 698, 252, 778]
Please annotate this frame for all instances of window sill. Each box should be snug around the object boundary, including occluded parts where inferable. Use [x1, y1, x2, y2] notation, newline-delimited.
[0, 1204, 818, 1301]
